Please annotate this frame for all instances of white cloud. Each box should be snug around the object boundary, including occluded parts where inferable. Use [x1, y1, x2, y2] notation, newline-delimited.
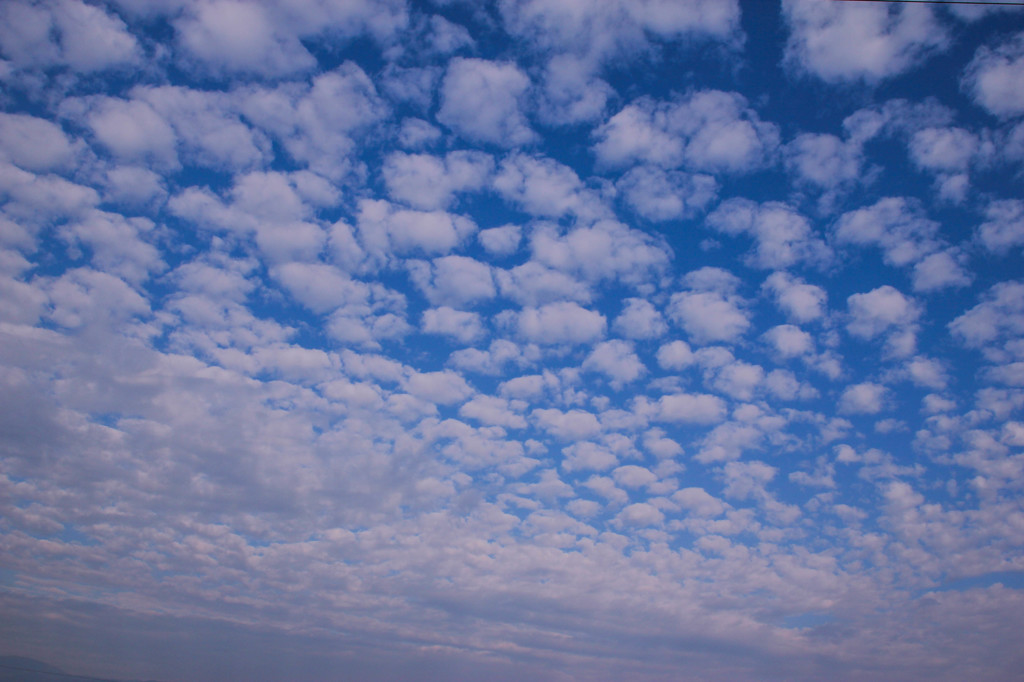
[397, 118, 442, 149]
[911, 249, 972, 292]
[673, 486, 727, 517]
[495, 261, 591, 306]
[582, 340, 646, 388]
[515, 302, 606, 345]
[0, 0, 140, 73]
[963, 33, 1024, 118]
[656, 392, 727, 424]
[839, 382, 887, 414]
[834, 197, 941, 267]
[613, 298, 667, 340]
[533, 408, 602, 440]
[421, 306, 485, 344]
[73, 96, 179, 169]
[616, 502, 664, 527]
[763, 324, 814, 358]
[977, 199, 1024, 253]
[528, 220, 671, 288]
[908, 127, 978, 172]
[785, 132, 862, 189]
[437, 57, 536, 147]
[949, 280, 1024, 348]
[906, 356, 947, 390]
[407, 256, 496, 308]
[236, 63, 388, 180]
[499, 0, 739, 67]
[656, 340, 695, 370]
[0, 113, 78, 172]
[616, 165, 717, 222]
[561, 441, 618, 472]
[707, 199, 831, 270]
[593, 91, 779, 173]
[404, 370, 474, 406]
[357, 200, 477, 265]
[478, 224, 522, 258]
[668, 270, 750, 345]
[382, 150, 493, 210]
[175, 0, 316, 77]
[846, 285, 919, 340]
[458, 394, 527, 429]
[783, 0, 948, 83]
[493, 153, 596, 219]
[762, 272, 828, 323]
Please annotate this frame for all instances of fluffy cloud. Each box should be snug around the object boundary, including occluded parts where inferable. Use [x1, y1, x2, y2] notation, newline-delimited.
[949, 280, 1024, 348]
[668, 268, 750, 345]
[593, 91, 779, 173]
[616, 165, 717, 222]
[977, 199, 1024, 253]
[783, 0, 948, 83]
[839, 382, 887, 414]
[437, 57, 536, 147]
[656, 392, 727, 424]
[421, 307, 486, 344]
[382, 151, 493, 210]
[762, 272, 828, 323]
[0, 0, 140, 73]
[963, 33, 1024, 118]
[515, 302, 606, 345]
[407, 256, 496, 308]
[582, 340, 646, 388]
[707, 199, 831, 270]
[613, 298, 668, 340]
[847, 285, 920, 348]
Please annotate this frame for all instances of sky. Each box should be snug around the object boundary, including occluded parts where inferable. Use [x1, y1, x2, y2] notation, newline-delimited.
[1, 0, 1024, 680]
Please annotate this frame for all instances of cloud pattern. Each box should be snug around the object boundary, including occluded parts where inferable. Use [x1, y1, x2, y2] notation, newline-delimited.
[1, 1, 1024, 680]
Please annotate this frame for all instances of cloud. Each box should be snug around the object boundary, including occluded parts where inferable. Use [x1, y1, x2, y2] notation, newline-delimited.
[533, 407, 603, 440]
[949, 280, 1024, 348]
[0, 0, 140, 73]
[839, 382, 887, 414]
[668, 268, 750, 345]
[616, 165, 717, 222]
[421, 306, 486, 344]
[437, 57, 536, 147]
[515, 302, 606, 345]
[656, 392, 727, 424]
[613, 298, 668, 340]
[657, 340, 695, 370]
[0, 114, 79, 172]
[977, 199, 1024, 253]
[834, 198, 969, 288]
[582, 340, 646, 388]
[382, 150, 493, 210]
[707, 199, 831, 270]
[785, 132, 862, 190]
[593, 91, 779, 173]
[846, 285, 919, 340]
[762, 272, 828, 323]
[478, 224, 522, 258]
[963, 33, 1024, 118]
[493, 153, 596, 219]
[673, 487, 727, 517]
[783, 0, 948, 83]
[407, 256, 496, 308]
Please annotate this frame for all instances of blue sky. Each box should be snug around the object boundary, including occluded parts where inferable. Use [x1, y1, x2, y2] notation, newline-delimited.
[1, 1, 1024, 680]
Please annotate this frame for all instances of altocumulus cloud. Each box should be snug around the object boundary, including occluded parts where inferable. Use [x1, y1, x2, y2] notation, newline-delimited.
[1, 1, 1024, 682]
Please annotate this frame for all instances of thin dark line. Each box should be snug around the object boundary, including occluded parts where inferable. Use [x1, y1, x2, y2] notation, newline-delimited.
[835, 0, 1024, 5]
[0, 662, 118, 681]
